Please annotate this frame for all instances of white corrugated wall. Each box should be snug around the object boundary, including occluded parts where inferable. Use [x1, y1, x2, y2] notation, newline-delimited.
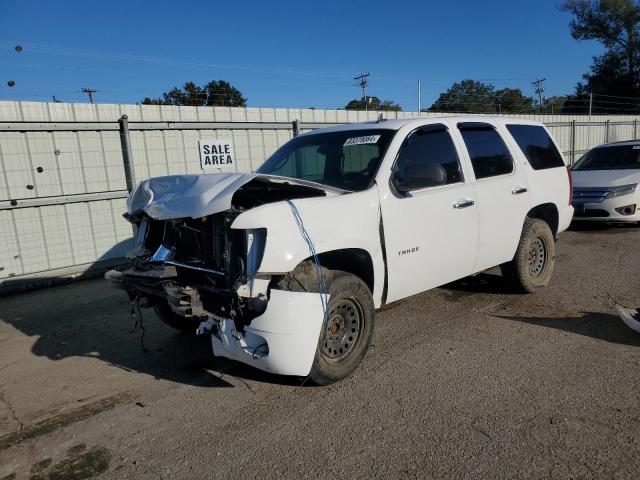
[1, 100, 639, 288]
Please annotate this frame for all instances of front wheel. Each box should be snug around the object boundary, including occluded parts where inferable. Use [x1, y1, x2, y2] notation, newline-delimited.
[308, 271, 375, 385]
[500, 218, 556, 293]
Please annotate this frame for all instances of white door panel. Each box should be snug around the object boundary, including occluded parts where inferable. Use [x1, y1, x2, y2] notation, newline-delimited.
[472, 172, 531, 271]
[451, 123, 532, 272]
[381, 183, 479, 302]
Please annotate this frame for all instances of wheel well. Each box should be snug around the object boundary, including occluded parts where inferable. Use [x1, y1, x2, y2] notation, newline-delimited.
[311, 248, 375, 293]
[527, 203, 559, 235]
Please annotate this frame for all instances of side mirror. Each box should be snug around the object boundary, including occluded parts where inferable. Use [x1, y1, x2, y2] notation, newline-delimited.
[393, 163, 447, 192]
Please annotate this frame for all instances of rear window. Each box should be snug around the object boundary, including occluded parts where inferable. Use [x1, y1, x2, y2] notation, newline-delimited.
[572, 145, 640, 171]
[506, 124, 565, 170]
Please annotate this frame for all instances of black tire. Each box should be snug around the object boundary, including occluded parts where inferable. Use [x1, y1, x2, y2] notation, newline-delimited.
[277, 265, 375, 385]
[500, 218, 556, 293]
[154, 300, 201, 335]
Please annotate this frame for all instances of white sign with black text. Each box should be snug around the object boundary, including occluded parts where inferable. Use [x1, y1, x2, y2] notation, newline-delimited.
[198, 138, 235, 170]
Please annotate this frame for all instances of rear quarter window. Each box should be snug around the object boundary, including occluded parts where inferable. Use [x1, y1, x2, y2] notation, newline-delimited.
[506, 124, 565, 170]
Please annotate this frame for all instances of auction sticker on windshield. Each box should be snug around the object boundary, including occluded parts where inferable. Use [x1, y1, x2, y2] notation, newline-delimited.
[199, 138, 235, 170]
[343, 135, 381, 146]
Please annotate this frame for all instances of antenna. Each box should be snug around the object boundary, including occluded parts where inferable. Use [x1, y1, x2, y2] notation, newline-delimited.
[353, 73, 370, 110]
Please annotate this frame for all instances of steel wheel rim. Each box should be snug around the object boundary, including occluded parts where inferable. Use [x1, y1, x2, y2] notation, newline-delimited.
[321, 297, 363, 361]
[528, 236, 547, 277]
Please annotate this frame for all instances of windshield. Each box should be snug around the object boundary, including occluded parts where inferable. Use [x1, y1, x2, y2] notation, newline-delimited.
[572, 145, 640, 171]
[256, 129, 395, 191]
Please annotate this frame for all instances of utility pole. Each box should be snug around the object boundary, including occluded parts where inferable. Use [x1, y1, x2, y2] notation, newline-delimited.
[354, 73, 370, 110]
[531, 78, 546, 110]
[81, 87, 97, 104]
[417, 78, 421, 113]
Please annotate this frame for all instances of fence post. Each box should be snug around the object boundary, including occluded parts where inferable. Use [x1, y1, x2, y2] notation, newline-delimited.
[634, 119, 638, 140]
[570, 120, 576, 165]
[605, 119, 610, 143]
[292, 119, 300, 137]
[118, 114, 136, 193]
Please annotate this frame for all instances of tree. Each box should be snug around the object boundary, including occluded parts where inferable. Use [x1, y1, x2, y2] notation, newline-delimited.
[427, 80, 535, 113]
[142, 80, 247, 107]
[561, 83, 591, 113]
[561, 0, 640, 102]
[541, 95, 569, 113]
[494, 87, 535, 113]
[345, 96, 403, 111]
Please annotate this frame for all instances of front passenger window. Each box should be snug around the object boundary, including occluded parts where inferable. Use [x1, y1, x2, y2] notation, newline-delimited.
[395, 127, 463, 185]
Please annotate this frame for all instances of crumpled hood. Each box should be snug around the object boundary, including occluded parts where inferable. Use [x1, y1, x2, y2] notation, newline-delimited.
[128, 173, 258, 220]
[127, 173, 338, 220]
[572, 169, 640, 188]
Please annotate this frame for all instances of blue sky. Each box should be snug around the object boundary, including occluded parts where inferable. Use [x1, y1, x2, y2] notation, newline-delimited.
[0, 0, 602, 110]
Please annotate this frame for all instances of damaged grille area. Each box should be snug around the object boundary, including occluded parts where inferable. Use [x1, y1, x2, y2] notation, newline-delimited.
[110, 174, 332, 333]
[112, 210, 259, 330]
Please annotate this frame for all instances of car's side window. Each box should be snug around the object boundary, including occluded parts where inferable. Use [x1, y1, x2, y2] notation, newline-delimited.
[458, 123, 514, 180]
[394, 125, 463, 185]
[506, 124, 565, 170]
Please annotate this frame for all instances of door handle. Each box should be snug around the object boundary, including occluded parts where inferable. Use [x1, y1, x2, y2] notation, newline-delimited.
[453, 199, 475, 209]
[511, 186, 528, 195]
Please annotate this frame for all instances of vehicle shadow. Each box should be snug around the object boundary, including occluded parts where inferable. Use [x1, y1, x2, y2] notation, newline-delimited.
[440, 271, 518, 297]
[495, 311, 640, 346]
[0, 275, 308, 389]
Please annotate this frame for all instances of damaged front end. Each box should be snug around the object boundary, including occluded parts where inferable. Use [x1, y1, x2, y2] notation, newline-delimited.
[106, 173, 333, 376]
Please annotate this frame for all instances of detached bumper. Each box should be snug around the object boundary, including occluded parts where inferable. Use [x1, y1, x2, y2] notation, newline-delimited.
[207, 289, 328, 377]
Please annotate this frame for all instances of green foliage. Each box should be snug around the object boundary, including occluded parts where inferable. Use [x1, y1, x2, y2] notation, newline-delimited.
[561, 0, 640, 104]
[427, 80, 535, 113]
[539, 95, 569, 113]
[142, 80, 247, 107]
[494, 87, 535, 113]
[345, 96, 403, 111]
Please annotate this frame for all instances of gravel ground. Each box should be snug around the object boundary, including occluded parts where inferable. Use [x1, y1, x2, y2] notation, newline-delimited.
[0, 223, 639, 479]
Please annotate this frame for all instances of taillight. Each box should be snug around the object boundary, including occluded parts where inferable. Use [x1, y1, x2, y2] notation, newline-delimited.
[567, 166, 573, 205]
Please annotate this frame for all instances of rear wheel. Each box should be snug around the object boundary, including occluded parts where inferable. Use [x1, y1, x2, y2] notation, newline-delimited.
[501, 218, 555, 293]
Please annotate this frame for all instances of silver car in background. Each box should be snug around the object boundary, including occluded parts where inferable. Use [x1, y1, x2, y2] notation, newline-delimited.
[571, 141, 640, 223]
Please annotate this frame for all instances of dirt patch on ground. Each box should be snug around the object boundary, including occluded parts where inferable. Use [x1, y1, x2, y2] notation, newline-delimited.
[0, 393, 131, 451]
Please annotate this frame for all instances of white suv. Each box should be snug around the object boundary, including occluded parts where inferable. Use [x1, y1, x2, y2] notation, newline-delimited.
[571, 141, 640, 223]
[108, 116, 574, 384]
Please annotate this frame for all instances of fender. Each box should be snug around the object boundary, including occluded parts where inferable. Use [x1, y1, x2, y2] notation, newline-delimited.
[231, 186, 387, 307]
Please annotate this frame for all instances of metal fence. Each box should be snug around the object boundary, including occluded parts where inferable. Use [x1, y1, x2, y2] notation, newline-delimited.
[1, 100, 639, 292]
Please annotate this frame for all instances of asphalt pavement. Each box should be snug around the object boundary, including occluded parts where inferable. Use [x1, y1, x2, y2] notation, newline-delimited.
[1, 223, 639, 479]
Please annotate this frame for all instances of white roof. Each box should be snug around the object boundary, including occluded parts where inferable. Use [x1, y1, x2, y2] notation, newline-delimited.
[302, 115, 545, 136]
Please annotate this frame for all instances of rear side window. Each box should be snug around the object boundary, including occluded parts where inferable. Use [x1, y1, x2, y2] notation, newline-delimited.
[506, 124, 565, 170]
[395, 126, 463, 185]
[458, 123, 513, 179]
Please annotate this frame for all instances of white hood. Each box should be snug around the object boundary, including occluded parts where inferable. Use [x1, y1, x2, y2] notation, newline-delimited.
[572, 169, 640, 188]
[127, 173, 339, 220]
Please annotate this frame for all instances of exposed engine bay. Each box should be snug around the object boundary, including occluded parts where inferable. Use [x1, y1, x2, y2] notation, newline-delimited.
[107, 175, 331, 334]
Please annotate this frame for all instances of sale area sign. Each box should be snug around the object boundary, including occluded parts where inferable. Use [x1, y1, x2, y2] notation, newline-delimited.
[198, 138, 235, 170]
